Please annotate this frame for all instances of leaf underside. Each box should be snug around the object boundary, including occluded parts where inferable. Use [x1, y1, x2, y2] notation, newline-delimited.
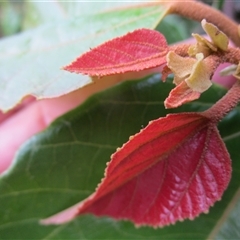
[64, 28, 169, 77]
[42, 113, 232, 227]
[0, 4, 167, 111]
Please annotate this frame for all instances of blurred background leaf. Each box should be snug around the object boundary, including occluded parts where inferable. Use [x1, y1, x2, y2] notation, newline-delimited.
[209, 188, 240, 239]
[22, 1, 139, 29]
[0, 1, 24, 37]
[0, 2, 169, 112]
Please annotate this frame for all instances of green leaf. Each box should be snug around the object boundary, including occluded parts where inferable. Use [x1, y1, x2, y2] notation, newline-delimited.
[156, 15, 191, 43]
[213, 0, 225, 10]
[0, 3, 169, 112]
[0, 1, 24, 37]
[0, 75, 239, 239]
[208, 188, 240, 239]
[22, 1, 138, 29]
[22, 1, 187, 44]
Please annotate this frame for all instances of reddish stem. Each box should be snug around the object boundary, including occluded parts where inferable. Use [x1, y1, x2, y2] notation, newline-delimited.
[220, 47, 240, 65]
[167, 1, 240, 47]
[169, 46, 240, 66]
[202, 80, 240, 122]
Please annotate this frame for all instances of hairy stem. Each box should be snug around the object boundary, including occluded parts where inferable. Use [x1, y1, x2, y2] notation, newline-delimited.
[220, 47, 240, 64]
[169, 45, 240, 66]
[203, 80, 240, 122]
[167, 1, 240, 47]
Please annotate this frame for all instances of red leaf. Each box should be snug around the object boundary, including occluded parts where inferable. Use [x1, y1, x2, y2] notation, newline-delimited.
[41, 113, 231, 227]
[63, 29, 169, 77]
[164, 81, 201, 109]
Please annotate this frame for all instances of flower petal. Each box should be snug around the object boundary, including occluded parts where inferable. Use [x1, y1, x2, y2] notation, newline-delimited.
[167, 51, 196, 83]
[185, 53, 212, 92]
[188, 33, 217, 57]
[201, 19, 229, 51]
[233, 63, 240, 80]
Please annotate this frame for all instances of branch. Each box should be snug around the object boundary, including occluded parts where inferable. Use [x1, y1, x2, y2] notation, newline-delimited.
[203, 80, 240, 122]
[167, 1, 240, 47]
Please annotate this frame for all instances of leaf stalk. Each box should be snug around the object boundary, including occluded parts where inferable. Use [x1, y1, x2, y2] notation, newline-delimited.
[168, 1, 240, 46]
[203, 80, 240, 122]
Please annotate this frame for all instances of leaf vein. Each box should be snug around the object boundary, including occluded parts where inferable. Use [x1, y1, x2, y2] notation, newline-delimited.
[0, 188, 91, 199]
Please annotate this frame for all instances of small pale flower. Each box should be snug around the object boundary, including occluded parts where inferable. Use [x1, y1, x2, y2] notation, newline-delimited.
[185, 53, 212, 92]
[233, 63, 240, 80]
[167, 51, 212, 92]
[165, 51, 212, 108]
[188, 19, 229, 57]
[220, 64, 238, 77]
[201, 19, 229, 51]
[220, 63, 240, 81]
[166, 51, 196, 85]
[188, 34, 217, 57]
